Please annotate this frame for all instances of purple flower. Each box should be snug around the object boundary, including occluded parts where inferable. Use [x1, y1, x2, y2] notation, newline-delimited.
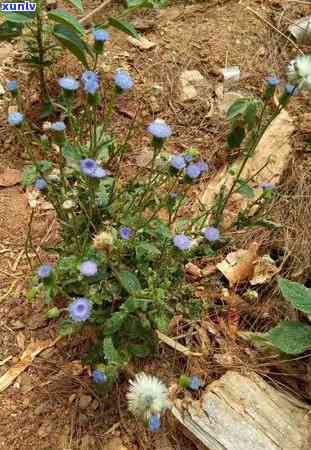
[170, 155, 186, 170]
[84, 79, 99, 95]
[203, 226, 220, 241]
[50, 121, 66, 132]
[114, 70, 134, 91]
[92, 369, 107, 384]
[68, 297, 92, 322]
[170, 192, 177, 199]
[37, 264, 53, 279]
[267, 77, 280, 87]
[189, 376, 204, 391]
[196, 160, 209, 173]
[81, 71, 99, 84]
[148, 119, 172, 139]
[173, 234, 192, 251]
[8, 112, 24, 126]
[259, 182, 274, 190]
[182, 153, 193, 162]
[148, 414, 161, 432]
[119, 227, 133, 240]
[92, 167, 107, 178]
[80, 260, 98, 277]
[80, 158, 97, 176]
[285, 84, 296, 95]
[7, 80, 17, 92]
[186, 163, 201, 179]
[35, 178, 48, 191]
[58, 76, 80, 91]
[92, 28, 110, 41]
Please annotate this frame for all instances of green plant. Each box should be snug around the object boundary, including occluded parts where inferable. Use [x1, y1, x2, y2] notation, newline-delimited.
[267, 278, 311, 354]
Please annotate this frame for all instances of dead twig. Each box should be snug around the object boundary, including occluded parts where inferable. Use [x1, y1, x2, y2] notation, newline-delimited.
[79, 0, 112, 25]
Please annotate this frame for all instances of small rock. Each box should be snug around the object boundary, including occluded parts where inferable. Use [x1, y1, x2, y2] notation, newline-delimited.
[79, 394, 93, 410]
[127, 36, 157, 50]
[179, 70, 209, 102]
[10, 320, 25, 330]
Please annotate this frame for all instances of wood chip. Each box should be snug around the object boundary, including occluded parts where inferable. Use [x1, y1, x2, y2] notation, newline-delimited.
[0, 336, 62, 392]
[0, 168, 21, 187]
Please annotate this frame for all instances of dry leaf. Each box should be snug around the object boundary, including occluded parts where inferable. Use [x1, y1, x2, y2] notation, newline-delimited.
[0, 336, 61, 392]
[63, 360, 85, 376]
[250, 255, 279, 285]
[185, 262, 202, 279]
[16, 331, 25, 350]
[0, 168, 21, 187]
[217, 242, 259, 286]
[201, 109, 294, 228]
[127, 36, 157, 50]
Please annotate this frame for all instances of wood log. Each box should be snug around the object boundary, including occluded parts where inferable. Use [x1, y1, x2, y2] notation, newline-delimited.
[172, 371, 311, 450]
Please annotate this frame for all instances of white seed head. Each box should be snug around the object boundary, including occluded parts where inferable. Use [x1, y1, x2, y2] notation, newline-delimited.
[62, 199, 75, 210]
[287, 55, 311, 91]
[127, 372, 169, 419]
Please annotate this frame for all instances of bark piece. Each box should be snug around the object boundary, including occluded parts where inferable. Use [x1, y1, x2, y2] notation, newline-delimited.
[172, 371, 311, 450]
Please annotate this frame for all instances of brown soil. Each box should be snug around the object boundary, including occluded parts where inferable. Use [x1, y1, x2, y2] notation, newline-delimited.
[0, 0, 311, 449]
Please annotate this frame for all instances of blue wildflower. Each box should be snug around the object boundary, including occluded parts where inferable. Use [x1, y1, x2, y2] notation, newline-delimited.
[114, 69, 134, 91]
[203, 226, 220, 242]
[266, 77, 280, 86]
[35, 178, 48, 191]
[92, 369, 107, 384]
[84, 79, 99, 95]
[37, 264, 53, 279]
[170, 192, 177, 199]
[92, 28, 110, 41]
[148, 414, 161, 432]
[8, 112, 24, 126]
[186, 163, 201, 179]
[50, 121, 66, 132]
[173, 234, 192, 251]
[92, 167, 107, 178]
[170, 155, 186, 170]
[68, 297, 92, 322]
[148, 119, 172, 139]
[7, 80, 17, 92]
[80, 158, 97, 176]
[196, 160, 209, 173]
[189, 376, 204, 391]
[259, 182, 274, 190]
[81, 70, 99, 84]
[58, 76, 80, 91]
[285, 84, 296, 95]
[182, 153, 193, 162]
[80, 260, 98, 277]
[119, 227, 133, 240]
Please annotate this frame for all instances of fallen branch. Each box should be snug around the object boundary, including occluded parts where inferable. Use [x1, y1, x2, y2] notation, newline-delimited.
[156, 330, 203, 357]
[79, 0, 112, 25]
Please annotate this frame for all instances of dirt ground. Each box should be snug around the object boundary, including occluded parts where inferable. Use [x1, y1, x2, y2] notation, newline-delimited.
[0, 0, 311, 449]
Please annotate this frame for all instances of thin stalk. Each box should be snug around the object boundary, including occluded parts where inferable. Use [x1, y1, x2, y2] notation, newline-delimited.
[35, 2, 48, 101]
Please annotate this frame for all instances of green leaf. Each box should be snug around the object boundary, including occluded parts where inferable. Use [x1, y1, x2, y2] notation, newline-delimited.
[237, 179, 255, 199]
[1, 11, 35, 24]
[122, 298, 150, 313]
[227, 98, 249, 120]
[135, 242, 161, 262]
[0, 20, 23, 41]
[63, 0, 84, 13]
[127, 343, 152, 357]
[104, 311, 128, 335]
[103, 337, 124, 365]
[21, 161, 53, 187]
[119, 271, 142, 294]
[152, 314, 169, 333]
[53, 24, 89, 67]
[227, 125, 245, 149]
[278, 278, 311, 314]
[48, 9, 85, 35]
[244, 101, 258, 129]
[62, 142, 82, 168]
[108, 17, 139, 39]
[267, 321, 311, 354]
[59, 320, 75, 336]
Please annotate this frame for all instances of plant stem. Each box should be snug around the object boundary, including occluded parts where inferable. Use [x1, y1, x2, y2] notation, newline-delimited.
[35, 1, 48, 101]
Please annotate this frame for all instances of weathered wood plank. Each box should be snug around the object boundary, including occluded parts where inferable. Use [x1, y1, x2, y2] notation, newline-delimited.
[172, 371, 311, 450]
